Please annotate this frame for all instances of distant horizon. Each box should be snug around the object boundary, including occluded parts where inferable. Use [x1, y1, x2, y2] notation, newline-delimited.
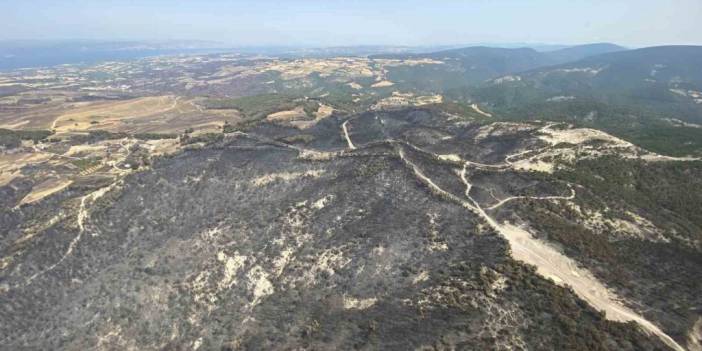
[2, 1, 700, 48]
[9, 38, 702, 51]
[0, 39, 624, 71]
[0, 39, 677, 71]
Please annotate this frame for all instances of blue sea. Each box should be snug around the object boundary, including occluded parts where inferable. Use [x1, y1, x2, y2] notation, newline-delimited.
[0, 42, 229, 71]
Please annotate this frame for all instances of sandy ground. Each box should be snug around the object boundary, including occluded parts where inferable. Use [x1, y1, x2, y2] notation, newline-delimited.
[495, 222, 683, 351]
[372, 92, 442, 110]
[18, 178, 73, 205]
[415, 95, 443, 105]
[51, 96, 180, 132]
[347, 82, 363, 90]
[266, 107, 307, 122]
[509, 158, 555, 173]
[485, 186, 575, 210]
[258, 57, 443, 82]
[689, 317, 702, 351]
[48, 96, 239, 134]
[438, 154, 463, 162]
[268, 104, 335, 130]
[251, 169, 325, 187]
[3, 134, 183, 228]
[540, 124, 701, 163]
[371, 80, 395, 88]
[343, 296, 377, 310]
[315, 104, 334, 119]
[0, 152, 53, 186]
[638, 154, 701, 162]
[539, 125, 633, 147]
[261, 58, 376, 80]
[474, 122, 537, 142]
[0, 103, 67, 130]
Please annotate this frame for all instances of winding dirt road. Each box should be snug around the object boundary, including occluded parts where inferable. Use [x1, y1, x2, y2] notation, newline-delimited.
[485, 186, 576, 210]
[10, 181, 120, 291]
[395, 140, 684, 351]
[471, 103, 493, 117]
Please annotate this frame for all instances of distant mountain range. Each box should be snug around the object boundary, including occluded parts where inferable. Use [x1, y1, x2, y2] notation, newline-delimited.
[371, 43, 627, 85]
[3, 41, 701, 125]
[365, 43, 702, 155]
[0, 40, 627, 71]
[540, 45, 702, 88]
[472, 45, 702, 116]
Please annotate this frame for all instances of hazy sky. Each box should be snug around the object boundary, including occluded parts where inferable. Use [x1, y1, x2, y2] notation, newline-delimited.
[2, 0, 701, 47]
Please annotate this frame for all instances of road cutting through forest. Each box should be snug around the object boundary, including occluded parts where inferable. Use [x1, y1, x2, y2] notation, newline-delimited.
[7, 180, 121, 292]
[485, 186, 576, 210]
[384, 128, 685, 351]
[342, 120, 356, 150]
